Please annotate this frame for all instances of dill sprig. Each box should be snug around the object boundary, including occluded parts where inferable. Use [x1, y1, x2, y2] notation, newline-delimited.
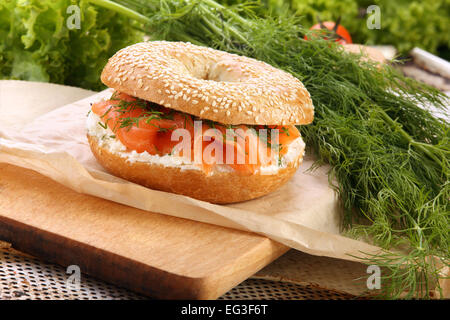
[89, 0, 449, 298]
[108, 94, 175, 131]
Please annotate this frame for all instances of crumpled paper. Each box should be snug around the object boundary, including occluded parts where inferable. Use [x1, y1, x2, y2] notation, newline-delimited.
[0, 81, 381, 262]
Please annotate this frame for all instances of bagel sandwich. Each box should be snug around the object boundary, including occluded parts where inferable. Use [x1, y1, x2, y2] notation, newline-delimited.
[87, 41, 314, 204]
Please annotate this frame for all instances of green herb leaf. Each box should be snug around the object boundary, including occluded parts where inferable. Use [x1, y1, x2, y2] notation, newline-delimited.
[89, 0, 449, 298]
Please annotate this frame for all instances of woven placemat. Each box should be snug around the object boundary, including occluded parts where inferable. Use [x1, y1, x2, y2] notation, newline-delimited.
[0, 243, 356, 300]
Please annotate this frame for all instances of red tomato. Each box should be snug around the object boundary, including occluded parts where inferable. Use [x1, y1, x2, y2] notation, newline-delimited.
[304, 20, 352, 44]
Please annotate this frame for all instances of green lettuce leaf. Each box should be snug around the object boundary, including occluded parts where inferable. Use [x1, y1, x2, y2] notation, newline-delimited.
[0, 0, 143, 90]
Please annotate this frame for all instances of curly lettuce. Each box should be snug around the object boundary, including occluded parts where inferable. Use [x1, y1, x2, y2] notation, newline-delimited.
[0, 0, 143, 90]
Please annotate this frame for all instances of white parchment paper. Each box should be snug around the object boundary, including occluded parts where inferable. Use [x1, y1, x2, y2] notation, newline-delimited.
[0, 81, 381, 262]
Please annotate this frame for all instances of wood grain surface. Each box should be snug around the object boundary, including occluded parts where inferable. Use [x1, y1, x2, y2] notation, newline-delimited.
[0, 163, 288, 299]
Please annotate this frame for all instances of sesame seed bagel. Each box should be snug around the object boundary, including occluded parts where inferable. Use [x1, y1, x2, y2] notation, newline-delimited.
[87, 134, 303, 204]
[101, 41, 314, 126]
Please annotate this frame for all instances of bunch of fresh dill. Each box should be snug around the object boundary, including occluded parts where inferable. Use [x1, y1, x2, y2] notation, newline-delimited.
[88, 0, 449, 298]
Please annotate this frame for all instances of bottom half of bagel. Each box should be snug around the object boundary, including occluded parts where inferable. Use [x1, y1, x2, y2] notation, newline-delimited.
[86, 117, 305, 204]
[88, 134, 304, 204]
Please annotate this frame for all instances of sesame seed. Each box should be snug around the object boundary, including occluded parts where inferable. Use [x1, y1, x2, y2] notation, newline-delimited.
[104, 41, 312, 126]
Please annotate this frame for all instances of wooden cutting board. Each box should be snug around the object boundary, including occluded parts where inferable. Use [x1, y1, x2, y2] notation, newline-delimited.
[0, 163, 288, 299]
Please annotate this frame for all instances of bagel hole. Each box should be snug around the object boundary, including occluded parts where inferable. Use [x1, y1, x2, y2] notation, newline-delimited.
[181, 58, 242, 83]
[204, 61, 242, 83]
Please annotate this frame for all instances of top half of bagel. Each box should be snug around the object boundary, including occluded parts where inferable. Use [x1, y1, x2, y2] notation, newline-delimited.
[101, 41, 314, 126]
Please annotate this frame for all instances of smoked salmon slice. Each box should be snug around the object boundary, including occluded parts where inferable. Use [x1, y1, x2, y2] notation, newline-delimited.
[91, 92, 301, 174]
